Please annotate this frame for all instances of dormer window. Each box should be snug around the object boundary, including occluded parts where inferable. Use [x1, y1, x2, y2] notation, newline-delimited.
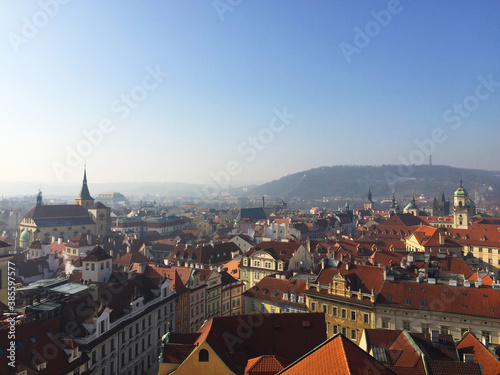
[298, 296, 304, 303]
[282, 293, 288, 301]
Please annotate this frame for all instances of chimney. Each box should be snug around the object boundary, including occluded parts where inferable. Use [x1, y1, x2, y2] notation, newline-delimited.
[127, 245, 131, 253]
[110, 249, 114, 258]
[87, 234, 92, 246]
[52, 236, 55, 243]
[431, 330, 439, 343]
[58, 237, 62, 244]
[439, 232, 444, 246]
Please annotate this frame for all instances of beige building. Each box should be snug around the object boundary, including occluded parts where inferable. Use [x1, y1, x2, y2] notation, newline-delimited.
[16, 168, 111, 247]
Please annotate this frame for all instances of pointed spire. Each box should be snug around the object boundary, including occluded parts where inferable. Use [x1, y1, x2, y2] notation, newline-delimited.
[77, 165, 93, 200]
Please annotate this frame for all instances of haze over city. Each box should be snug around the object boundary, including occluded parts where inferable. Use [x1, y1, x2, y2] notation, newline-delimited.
[1, 1, 499, 188]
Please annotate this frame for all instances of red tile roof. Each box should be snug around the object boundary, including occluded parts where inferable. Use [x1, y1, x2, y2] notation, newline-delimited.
[245, 355, 290, 375]
[457, 333, 500, 375]
[278, 334, 395, 375]
[377, 281, 500, 318]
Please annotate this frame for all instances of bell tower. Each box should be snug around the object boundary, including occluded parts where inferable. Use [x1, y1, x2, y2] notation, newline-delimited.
[453, 180, 469, 229]
[75, 165, 95, 209]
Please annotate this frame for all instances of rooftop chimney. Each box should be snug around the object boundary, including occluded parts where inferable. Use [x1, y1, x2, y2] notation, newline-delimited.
[127, 245, 131, 253]
[87, 234, 92, 246]
[439, 232, 444, 246]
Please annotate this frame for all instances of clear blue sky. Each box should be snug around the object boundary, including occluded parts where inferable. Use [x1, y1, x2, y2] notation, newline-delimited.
[1, 1, 499, 186]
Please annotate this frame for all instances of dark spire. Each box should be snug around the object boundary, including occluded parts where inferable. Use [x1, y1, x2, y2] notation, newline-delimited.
[77, 165, 93, 200]
[36, 190, 43, 206]
[366, 189, 373, 203]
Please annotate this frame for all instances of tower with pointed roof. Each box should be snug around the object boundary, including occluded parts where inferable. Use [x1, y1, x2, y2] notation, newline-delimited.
[389, 193, 400, 216]
[453, 181, 469, 229]
[75, 166, 95, 209]
[364, 189, 374, 210]
[433, 191, 450, 216]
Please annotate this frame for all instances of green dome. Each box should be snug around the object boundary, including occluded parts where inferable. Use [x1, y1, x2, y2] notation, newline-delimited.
[468, 198, 475, 207]
[20, 228, 29, 242]
[454, 186, 468, 197]
[404, 202, 414, 211]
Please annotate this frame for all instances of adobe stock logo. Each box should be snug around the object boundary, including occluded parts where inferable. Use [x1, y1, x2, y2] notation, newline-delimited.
[339, 0, 408, 64]
[8, 0, 71, 53]
[197, 107, 295, 198]
[51, 65, 168, 181]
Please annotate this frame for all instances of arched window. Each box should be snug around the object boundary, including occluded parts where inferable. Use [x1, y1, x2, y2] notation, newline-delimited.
[459, 201, 463, 207]
[199, 349, 209, 362]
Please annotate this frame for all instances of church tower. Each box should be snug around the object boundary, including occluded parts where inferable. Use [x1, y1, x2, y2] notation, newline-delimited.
[453, 181, 469, 229]
[389, 193, 400, 216]
[75, 166, 95, 209]
[364, 189, 374, 210]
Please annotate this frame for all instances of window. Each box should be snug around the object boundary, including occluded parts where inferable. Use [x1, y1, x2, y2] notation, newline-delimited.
[351, 311, 356, 321]
[86, 263, 89, 270]
[107, 260, 110, 268]
[382, 318, 390, 329]
[363, 314, 369, 324]
[91, 263, 95, 271]
[101, 262, 104, 270]
[322, 305, 327, 314]
[282, 293, 288, 301]
[422, 324, 429, 334]
[342, 327, 347, 336]
[440, 326, 449, 335]
[481, 331, 491, 344]
[341, 309, 347, 319]
[260, 304, 265, 313]
[298, 296, 304, 304]
[251, 300, 255, 310]
[199, 349, 209, 362]
[403, 321, 411, 331]
[351, 329, 357, 341]
[311, 302, 316, 311]
[270, 306, 275, 313]
[333, 325, 338, 334]
[332, 307, 338, 317]
[461, 327, 469, 337]
[101, 344, 106, 358]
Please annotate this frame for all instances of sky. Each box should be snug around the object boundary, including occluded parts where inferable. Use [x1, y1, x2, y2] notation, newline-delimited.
[1, 1, 499, 188]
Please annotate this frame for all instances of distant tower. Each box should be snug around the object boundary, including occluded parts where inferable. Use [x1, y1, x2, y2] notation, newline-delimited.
[433, 191, 450, 216]
[75, 165, 95, 209]
[364, 189, 374, 210]
[453, 181, 469, 229]
[389, 193, 400, 216]
[36, 190, 43, 206]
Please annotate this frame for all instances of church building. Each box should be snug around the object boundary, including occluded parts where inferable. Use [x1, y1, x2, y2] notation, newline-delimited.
[16, 167, 111, 248]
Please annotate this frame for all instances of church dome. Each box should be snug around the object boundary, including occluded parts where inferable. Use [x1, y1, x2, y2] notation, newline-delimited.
[20, 228, 29, 243]
[454, 185, 468, 197]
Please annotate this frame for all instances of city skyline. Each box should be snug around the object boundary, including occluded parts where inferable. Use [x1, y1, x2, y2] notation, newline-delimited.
[1, 1, 499, 185]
